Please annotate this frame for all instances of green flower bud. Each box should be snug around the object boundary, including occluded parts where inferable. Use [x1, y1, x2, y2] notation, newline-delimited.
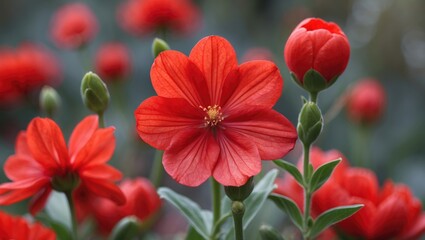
[110, 216, 141, 240]
[297, 101, 323, 146]
[152, 38, 170, 58]
[225, 177, 254, 202]
[81, 72, 110, 114]
[259, 225, 284, 240]
[231, 201, 245, 215]
[51, 172, 80, 193]
[39, 86, 61, 117]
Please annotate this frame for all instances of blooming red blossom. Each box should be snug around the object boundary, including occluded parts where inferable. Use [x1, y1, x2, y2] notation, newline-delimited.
[0, 115, 125, 215]
[0, 210, 55, 240]
[95, 42, 131, 81]
[135, 35, 297, 187]
[118, 0, 200, 36]
[346, 78, 386, 125]
[275, 147, 425, 240]
[284, 18, 350, 88]
[0, 44, 61, 105]
[92, 177, 161, 234]
[50, 3, 98, 49]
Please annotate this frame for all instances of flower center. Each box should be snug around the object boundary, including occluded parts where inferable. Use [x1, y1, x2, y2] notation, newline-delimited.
[200, 105, 224, 127]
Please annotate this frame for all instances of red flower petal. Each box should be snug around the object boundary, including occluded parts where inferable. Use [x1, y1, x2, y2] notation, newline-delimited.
[80, 164, 123, 181]
[4, 155, 44, 181]
[222, 60, 283, 111]
[83, 178, 126, 205]
[213, 130, 261, 186]
[0, 178, 49, 205]
[284, 29, 313, 82]
[27, 117, 69, 170]
[151, 50, 210, 107]
[69, 115, 98, 158]
[189, 36, 238, 104]
[163, 128, 219, 186]
[15, 132, 31, 156]
[29, 187, 52, 215]
[135, 96, 203, 150]
[223, 107, 297, 160]
[337, 197, 376, 238]
[341, 168, 379, 204]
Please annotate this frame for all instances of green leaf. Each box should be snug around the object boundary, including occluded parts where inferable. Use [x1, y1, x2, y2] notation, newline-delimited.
[273, 160, 303, 186]
[45, 191, 72, 230]
[309, 204, 363, 239]
[269, 194, 303, 231]
[109, 216, 140, 240]
[36, 214, 72, 240]
[158, 187, 212, 239]
[259, 225, 285, 240]
[185, 227, 206, 240]
[222, 169, 279, 240]
[310, 159, 341, 192]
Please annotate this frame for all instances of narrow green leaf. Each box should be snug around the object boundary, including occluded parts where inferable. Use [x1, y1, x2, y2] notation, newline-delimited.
[310, 159, 341, 192]
[309, 204, 363, 239]
[185, 227, 205, 240]
[269, 194, 303, 231]
[36, 214, 72, 240]
[109, 216, 140, 240]
[222, 169, 279, 240]
[45, 191, 71, 230]
[259, 225, 285, 240]
[158, 187, 212, 239]
[273, 160, 304, 186]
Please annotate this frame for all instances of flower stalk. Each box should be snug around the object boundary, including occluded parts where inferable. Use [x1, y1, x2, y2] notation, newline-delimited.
[65, 190, 78, 240]
[211, 178, 221, 239]
[231, 201, 245, 240]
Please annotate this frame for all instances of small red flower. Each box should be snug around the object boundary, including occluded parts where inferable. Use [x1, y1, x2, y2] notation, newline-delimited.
[118, 0, 200, 36]
[135, 35, 297, 187]
[275, 147, 425, 240]
[95, 42, 131, 82]
[0, 210, 56, 240]
[0, 115, 125, 215]
[92, 177, 161, 234]
[284, 18, 350, 89]
[346, 78, 386, 125]
[0, 44, 61, 105]
[50, 3, 98, 49]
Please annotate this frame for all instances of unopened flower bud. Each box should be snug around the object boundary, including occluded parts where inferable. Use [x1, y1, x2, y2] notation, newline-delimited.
[39, 86, 61, 117]
[81, 72, 110, 114]
[297, 101, 323, 146]
[259, 225, 284, 240]
[225, 177, 254, 202]
[152, 38, 170, 58]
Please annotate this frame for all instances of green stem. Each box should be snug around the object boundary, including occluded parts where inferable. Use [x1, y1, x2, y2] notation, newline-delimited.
[211, 178, 221, 239]
[351, 124, 370, 167]
[65, 191, 78, 240]
[150, 150, 164, 188]
[302, 143, 312, 240]
[232, 201, 245, 240]
[98, 112, 105, 128]
[309, 92, 318, 103]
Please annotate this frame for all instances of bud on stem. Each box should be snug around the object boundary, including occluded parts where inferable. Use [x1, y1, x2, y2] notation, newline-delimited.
[152, 38, 170, 58]
[81, 71, 110, 115]
[297, 101, 323, 146]
[39, 86, 61, 117]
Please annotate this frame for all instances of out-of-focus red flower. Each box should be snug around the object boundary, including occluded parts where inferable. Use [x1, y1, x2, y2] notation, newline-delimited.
[346, 78, 386, 125]
[50, 3, 98, 49]
[92, 177, 161, 234]
[135, 35, 297, 187]
[0, 210, 55, 240]
[95, 42, 131, 82]
[284, 18, 350, 88]
[0, 115, 125, 215]
[275, 147, 425, 240]
[241, 47, 274, 62]
[0, 44, 61, 105]
[118, 0, 200, 36]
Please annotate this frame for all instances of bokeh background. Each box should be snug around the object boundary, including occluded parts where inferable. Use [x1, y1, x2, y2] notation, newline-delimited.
[1, 0, 425, 238]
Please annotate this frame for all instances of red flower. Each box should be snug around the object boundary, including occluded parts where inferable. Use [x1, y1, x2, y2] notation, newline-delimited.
[0, 115, 125, 215]
[92, 178, 161, 234]
[118, 0, 200, 36]
[135, 35, 297, 186]
[0, 210, 55, 240]
[50, 3, 98, 49]
[276, 147, 425, 240]
[95, 42, 131, 81]
[284, 18, 350, 89]
[346, 78, 386, 125]
[0, 44, 61, 105]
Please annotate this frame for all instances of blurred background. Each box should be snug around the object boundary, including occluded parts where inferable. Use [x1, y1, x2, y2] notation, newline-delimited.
[0, 0, 424, 238]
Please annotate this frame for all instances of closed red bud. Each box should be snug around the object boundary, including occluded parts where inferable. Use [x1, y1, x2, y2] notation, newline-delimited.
[284, 18, 350, 93]
[346, 78, 386, 125]
[95, 42, 131, 81]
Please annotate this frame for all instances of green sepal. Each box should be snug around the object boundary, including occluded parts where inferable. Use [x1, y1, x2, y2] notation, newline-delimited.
[224, 177, 254, 202]
[303, 69, 328, 94]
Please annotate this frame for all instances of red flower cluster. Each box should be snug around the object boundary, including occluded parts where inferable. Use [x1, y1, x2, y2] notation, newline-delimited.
[50, 3, 98, 49]
[95, 42, 131, 82]
[135, 36, 297, 187]
[0, 44, 60, 105]
[0, 115, 125, 215]
[275, 147, 425, 239]
[92, 178, 161, 234]
[118, 0, 200, 36]
[346, 78, 386, 125]
[284, 18, 350, 89]
[0, 210, 55, 240]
